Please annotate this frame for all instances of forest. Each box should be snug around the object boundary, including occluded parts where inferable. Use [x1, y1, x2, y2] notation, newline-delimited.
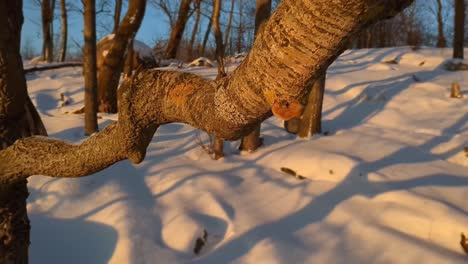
[0, 0, 467, 263]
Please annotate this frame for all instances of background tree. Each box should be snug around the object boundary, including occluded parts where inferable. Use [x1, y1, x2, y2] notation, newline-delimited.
[188, 0, 202, 59]
[212, 0, 226, 160]
[239, 0, 271, 152]
[84, 0, 99, 135]
[0, 1, 48, 262]
[164, 0, 193, 59]
[0, 0, 413, 260]
[113, 0, 123, 33]
[41, 0, 55, 62]
[454, 0, 465, 59]
[435, 0, 447, 47]
[96, 0, 147, 113]
[59, 0, 68, 62]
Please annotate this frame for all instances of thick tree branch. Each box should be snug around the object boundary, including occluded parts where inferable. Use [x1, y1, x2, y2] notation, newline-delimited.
[0, 0, 413, 184]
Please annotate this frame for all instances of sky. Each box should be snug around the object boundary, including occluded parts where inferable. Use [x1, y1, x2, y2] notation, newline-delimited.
[21, 0, 170, 56]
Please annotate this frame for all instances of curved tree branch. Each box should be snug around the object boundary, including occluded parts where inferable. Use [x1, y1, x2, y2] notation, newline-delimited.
[0, 0, 413, 184]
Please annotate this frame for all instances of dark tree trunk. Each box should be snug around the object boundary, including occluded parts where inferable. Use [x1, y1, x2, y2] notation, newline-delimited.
[59, 0, 68, 62]
[41, 0, 54, 62]
[454, 0, 465, 59]
[284, 72, 326, 138]
[237, 0, 244, 54]
[188, 0, 201, 60]
[212, 0, 225, 76]
[0, 1, 47, 262]
[239, 0, 271, 152]
[164, 0, 192, 59]
[96, 0, 147, 113]
[84, 0, 99, 135]
[212, 0, 226, 159]
[113, 0, 123, 34]
[223, 0, 236, 54]
[123, 38, 135, 77]
[436, 0, 447, 48]
[297, 73, 326, 138]
[200, 19, 212, 56]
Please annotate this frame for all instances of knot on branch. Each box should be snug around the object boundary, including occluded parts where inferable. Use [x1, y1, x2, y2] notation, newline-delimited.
[271, 100, 304, 121]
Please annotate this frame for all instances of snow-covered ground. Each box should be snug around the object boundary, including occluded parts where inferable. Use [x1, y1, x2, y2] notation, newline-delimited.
[24, 47, 468, 263]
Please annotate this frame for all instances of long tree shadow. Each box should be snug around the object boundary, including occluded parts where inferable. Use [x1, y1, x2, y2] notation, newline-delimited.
[323, 69, 448, 132]
[191, 114, 468, 263]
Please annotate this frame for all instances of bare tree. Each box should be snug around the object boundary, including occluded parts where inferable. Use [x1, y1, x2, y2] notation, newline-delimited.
[59, 0, 68, 61]
[223, 0, 236, 54]
[150, 0, 178, 28]
[41, 0, 54, 62]
[96, 0, 147, 113]
[435, 0, 447, 47]
[188, 0, 202, 59]
[113, 0, 123, 33]
[454, 0, 465, 59]
[0, 1, 48, 262]
[212, 0, 226, 159]
[0, 0, 413, 260]
[164, 0, 193, 59]
[239, 0, 271, 152]
[83, 0, 99, 135]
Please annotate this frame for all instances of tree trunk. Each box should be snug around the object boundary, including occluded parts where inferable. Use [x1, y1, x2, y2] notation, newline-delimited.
[212, 0, 226, 159]
[237, 0, 244, 54]
[212, 0, 225, 76]
[113, 0, 123, 34]
[454, 0, 465, 59]
[164, 0, 192, 59]
[223, 0, 236, 54]
[0, 0, 414, 259]
[200, 19, 212, 56]
[297, 73, 326, 138]
[96, 0, 147, 113]
[188, 0, 202, 60]
[239, 0, 271, 152]
[123, 38, 135, 77]
[84, 0, 99, 135]
[59, 0, 67, 62]
[0, 1, 47, 262]
[41, 0, 53, 62]
[436, 0, 446, 48]
[285, 71, 326, 138]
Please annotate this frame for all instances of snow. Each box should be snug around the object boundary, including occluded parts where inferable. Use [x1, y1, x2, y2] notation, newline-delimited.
[25, 47, 468, 263]
[132, 40, 153, 59]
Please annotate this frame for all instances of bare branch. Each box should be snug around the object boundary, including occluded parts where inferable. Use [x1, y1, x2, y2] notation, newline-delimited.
[0, 0, 414, 184]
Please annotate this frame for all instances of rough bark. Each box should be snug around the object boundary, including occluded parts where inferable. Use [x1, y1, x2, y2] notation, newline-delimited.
[84, 0, 99, 135]
[113, 0, 123, 33]
[453, 0, 465, 59]
[0, 1, 47, 262]
[239, 0, 271, 152]
[188, 0, 202, 59]
[436, 0, 446, 48]
[284, 67, 327, 138]
[96, 0, 147, 113]
[59, 0, 68, 62]
[164, 0, 192, 59]
[297, 73, 326, 138]
[41, 0, 54, 62]
[0, 0, 414, 184]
